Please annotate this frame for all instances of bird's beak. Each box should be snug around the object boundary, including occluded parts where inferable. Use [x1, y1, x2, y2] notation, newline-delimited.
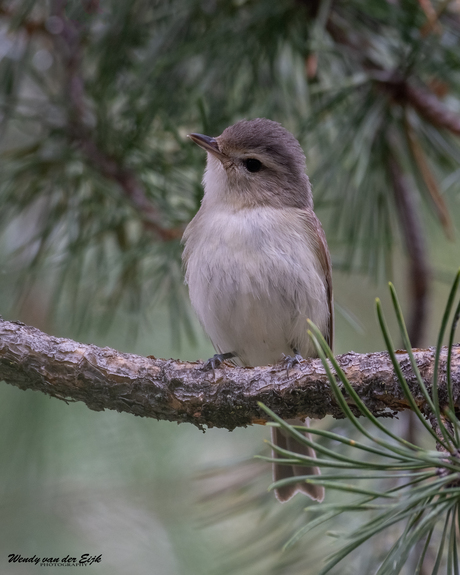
[188, 133, 227, 161]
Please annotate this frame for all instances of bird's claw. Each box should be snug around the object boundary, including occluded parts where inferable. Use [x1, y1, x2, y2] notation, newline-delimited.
[282, 352, 304, 377]
[203, 352, 235, 378]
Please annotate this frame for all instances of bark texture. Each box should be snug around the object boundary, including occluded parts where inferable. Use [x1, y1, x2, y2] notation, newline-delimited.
[1, 319, 460, 430]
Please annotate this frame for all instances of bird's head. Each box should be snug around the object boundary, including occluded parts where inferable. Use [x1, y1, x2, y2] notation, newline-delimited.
[189, 118, 312, 209]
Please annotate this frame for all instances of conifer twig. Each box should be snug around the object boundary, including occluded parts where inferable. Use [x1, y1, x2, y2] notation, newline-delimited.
[387, 150, 430, 347]
[51, 1, 182, 241]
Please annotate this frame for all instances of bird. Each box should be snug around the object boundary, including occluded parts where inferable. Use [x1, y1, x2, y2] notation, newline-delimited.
[182, 118, 333, 502]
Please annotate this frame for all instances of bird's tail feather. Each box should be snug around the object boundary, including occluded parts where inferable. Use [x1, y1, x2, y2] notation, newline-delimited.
[271, 418, 324, 503]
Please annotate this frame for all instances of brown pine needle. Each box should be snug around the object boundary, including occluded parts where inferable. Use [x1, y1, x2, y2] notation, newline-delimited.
[404, 114, 454, 241]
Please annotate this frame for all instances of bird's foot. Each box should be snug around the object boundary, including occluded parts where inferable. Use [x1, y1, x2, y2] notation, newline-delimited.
[203, 352, 235, 378]
[282, 349, 304, 377]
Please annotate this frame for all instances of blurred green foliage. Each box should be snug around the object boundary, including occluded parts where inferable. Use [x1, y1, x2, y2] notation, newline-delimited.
[0, 0, 459, 333]
[1, 0, 460, 573]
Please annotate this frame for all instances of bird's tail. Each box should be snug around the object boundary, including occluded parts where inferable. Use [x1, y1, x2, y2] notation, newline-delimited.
[271, 418, 324, 503]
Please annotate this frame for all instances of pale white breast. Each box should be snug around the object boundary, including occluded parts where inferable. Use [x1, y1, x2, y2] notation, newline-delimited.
[183, 205, 329, 367]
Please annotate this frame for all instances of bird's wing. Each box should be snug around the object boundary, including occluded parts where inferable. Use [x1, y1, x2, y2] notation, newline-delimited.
[302, 209, 334, 351]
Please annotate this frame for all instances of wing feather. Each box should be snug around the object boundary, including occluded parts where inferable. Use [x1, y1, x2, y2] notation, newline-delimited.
[302, 209, 334, 351]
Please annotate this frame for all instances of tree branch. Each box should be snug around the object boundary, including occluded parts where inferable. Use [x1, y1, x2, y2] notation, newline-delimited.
[51, 2, 182, 241]
[1, 319, 459, 431]
[326, 10, 460, 138]
[0, 4, 182, 240]
[387, 149, 431, 347]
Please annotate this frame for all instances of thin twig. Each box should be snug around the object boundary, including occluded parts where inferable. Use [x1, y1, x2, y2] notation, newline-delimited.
[3, 2, 182, 241]
[404, 112, 454, 240]
[387, 148, 430, 347]
[52, 1, 182, 240]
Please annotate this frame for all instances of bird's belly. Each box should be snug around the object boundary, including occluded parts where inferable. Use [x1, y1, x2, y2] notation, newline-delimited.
[185, 208, 329, 366]
[205, 288, 307, 367]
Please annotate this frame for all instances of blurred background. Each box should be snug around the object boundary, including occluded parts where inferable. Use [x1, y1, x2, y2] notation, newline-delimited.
[0, 0, 460, 573]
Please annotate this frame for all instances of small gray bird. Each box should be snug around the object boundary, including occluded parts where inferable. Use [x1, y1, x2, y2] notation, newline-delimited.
[182, 118, 333, 502]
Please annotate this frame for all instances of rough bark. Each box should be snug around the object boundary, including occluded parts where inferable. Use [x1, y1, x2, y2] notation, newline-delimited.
[1, 319, 459, 431]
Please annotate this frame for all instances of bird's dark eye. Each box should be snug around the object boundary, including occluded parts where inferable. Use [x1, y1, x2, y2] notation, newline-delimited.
[244, 158, 262, 173]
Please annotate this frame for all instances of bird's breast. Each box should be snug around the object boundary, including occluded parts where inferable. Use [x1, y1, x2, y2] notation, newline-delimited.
[183, 206, 329, 365]
[185, 206, 319, 289]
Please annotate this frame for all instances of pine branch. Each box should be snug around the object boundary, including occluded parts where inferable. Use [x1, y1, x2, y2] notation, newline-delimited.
[387, 149, 430, 347]
[0, 3, 182, 240]
[51, 1, 182, 241]
[0, 5, 49, 36]
[377, 74, 460, 137]
[1, 318, 459, 431]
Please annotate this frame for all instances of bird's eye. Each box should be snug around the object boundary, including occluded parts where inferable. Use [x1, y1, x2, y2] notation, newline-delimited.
[244, 158, 262, 173]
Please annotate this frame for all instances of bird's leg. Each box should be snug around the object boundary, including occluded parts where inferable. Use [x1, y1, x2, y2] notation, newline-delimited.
[282, 347, 304, 377]
[203, 352, 236, 376]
